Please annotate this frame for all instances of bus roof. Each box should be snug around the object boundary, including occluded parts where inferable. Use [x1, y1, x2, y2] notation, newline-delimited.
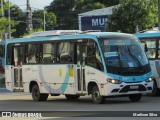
[135, 32, 160, 38]
[3, 31, 134, 44]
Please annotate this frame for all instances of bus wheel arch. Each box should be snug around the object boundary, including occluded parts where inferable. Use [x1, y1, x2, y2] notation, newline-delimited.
[87, 82, 98, 95]
[29, 81, 38, 93]
[87, 82, 105, 104]
[152, 78, 160, 96]
[30, 81, 48, 101]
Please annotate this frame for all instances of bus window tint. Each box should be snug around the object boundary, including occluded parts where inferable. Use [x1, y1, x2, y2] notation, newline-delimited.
[158, 39, 160, 58]
[100, 37, 148, 67]
[57, 42, 74, 63]
[141, 39, 156, 59]
[26, 44, 39, 63]
[42, 43, 56, 63]
[0, 45, 4, 58]
[86, 40, 103, 71]
[7, 45, 12, 65]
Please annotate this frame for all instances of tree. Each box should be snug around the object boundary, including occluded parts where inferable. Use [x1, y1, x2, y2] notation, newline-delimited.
[0, 1, 26, 38]
[32, 10, 57, 30]
[10, 5, 26, 38]
[0, 2, 19, 39]
[0, 17, 18, 39]
[47, 0, 105, 30]
[106, 0, 158, 33]
[93, 0, 119, 7]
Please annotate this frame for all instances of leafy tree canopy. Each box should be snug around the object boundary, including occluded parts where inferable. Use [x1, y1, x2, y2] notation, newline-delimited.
[46, 0, 105, 29]
[93, 0, 119, 7]
[106, 0, 158, 33]
[32, 10, 57, 31]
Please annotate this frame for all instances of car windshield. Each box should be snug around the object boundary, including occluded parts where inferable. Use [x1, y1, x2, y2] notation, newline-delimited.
[99, 36, 148, 68]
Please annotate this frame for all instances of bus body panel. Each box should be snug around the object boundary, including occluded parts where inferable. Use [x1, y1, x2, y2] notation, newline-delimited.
[5, 65, 14, 91]
[149, 60, 160, 88]
[23, 64, 75, 94]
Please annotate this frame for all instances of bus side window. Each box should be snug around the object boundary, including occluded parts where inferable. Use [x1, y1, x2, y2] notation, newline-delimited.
[42, 43, 56, 63]
[57, 42, 74, 63]
[95, 46, 104, 71]
[27, 44, 38, 63]
[86, 40, 103, 71]
[7, 45, 12, 65]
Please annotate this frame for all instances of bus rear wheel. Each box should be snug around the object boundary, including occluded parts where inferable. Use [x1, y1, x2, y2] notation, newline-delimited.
[91, 86, 105, 104]
[32, 85, 48, 101]
[65, 95, 80, 100]
[129, 94, 142, 102]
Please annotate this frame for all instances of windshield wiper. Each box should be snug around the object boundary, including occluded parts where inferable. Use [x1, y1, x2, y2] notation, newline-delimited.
[127, 46, 144, 72]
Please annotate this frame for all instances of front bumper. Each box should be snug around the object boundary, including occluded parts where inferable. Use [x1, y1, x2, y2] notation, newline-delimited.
[101, 81, 153, 96]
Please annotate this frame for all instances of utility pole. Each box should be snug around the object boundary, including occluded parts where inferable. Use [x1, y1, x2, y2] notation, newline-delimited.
[1, 0, 4, 17]
[44, 8, 46, 31]
[26, 0, 33, 31]
[8, 0, 11, 39]
[158, 0, 160, 30]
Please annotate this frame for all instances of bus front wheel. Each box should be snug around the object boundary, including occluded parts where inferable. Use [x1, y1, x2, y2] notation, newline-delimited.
[32, 85, 48, 101]
[129, 94, 142, 102]
[91, 86, 105, 104]
[151, 80, 160, 96]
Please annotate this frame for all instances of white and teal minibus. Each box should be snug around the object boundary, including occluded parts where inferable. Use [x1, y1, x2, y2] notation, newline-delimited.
[135, 31, 160, 96]
[4, 30, 153, 104]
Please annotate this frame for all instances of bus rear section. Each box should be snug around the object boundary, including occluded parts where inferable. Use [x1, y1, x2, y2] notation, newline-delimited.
[4, 31, 153, 104]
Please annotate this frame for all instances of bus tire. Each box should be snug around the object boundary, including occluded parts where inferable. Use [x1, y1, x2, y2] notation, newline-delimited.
[151, 80, 159, 96]
[91, 86, 105, 104]
[32, 85, 48, 101]
[65, 95, 80, 100]
[129, 94, 142, 102]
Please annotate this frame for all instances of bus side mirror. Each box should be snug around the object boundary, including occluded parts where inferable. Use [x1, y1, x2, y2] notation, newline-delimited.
[144, 43, 148, 52]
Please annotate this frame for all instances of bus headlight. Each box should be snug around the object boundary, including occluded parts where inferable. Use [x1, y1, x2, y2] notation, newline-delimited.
[145, 77, 153, 82]
[107, 78, 122, 84]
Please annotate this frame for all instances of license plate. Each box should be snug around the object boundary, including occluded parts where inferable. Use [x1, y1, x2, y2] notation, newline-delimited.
[130, 85, 139, 89]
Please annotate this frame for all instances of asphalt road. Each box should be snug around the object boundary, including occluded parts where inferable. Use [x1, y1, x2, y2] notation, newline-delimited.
[0, 89, 160, 119]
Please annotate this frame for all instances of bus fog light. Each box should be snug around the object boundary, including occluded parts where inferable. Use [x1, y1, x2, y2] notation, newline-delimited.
[107, 78, 122, 84]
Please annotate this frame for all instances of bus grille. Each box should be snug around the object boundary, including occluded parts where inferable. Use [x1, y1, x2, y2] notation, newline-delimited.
[119, 85, 146, 93]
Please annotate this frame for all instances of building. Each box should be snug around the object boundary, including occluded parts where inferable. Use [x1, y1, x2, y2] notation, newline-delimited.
[78, 6, 115, 31]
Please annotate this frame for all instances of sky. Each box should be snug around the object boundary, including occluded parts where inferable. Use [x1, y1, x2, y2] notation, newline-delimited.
[9, 0, 53, 10]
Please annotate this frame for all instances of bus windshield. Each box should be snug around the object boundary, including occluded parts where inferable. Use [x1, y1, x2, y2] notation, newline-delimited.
[99, 37, 148, 68]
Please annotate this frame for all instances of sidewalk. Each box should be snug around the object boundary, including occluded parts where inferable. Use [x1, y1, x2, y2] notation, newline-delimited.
[0, 88, 11, 93]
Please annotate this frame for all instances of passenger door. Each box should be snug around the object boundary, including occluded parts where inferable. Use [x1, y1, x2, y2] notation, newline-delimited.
[76, 41, 87, 94]
[6, 44, 24, 91]
[12, 46, 24, 90]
